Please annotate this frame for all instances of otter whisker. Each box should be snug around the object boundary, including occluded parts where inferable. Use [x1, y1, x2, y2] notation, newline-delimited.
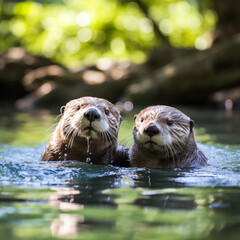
[108, 128, 118, 140]
[130, 105, 207, 168]
[55, 113, 62, 121]
[66, 129, 74, 140]
[174, 141, 184, 153]
[120, 135, 133, 146]
[104, 132, 110, 144]
[169, 144, 177, 166]
[166, 144, 176, 167]
[104, 132, 109, 144]
[100, 132, 105, 142]
[65, 127, 72, 138]
[64, 124, 74, 137]
[41, 96, 125, 165]
[106, 128, 118, 142]
[106, 131, 115, 145]
[167, 145, 172, 161]
[67, 127, 78, 149]
[165, 144, 172, 160]
[162, 145, 169, 160]
[68, 130, 76, 149]
[45, 123, 58, 134]
[101, 132, 108, 144]
[103, 131, 111, 144]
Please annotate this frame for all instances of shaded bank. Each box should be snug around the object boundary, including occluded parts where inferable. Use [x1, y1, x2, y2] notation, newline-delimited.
[1, 34, 240, 109]
[1, 0, 240, 109]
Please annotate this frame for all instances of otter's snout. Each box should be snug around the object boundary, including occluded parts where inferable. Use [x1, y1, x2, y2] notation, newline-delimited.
[84, 109, 100, 122]
[144, 124, 159, 137]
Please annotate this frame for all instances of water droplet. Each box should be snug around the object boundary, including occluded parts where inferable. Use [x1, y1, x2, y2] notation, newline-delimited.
[86, 138, 90, 153]
[86, 137, 92, 154]
[64, 153, 67, 157]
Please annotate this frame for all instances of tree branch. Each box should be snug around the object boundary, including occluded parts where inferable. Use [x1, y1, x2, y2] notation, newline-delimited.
[132, 0, 169, 44]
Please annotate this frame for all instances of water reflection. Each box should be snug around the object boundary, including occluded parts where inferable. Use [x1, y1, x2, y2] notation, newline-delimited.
[49, 180, 118, 208]
[47, 174, 120, 238]
[134, 192, 197, 210]
[132, 169, 186, 188]
[42, 164, 197, 238]
[49, 186, 116, 238]
[46, 172, 198, 238]
[51, 214, 82, 238]
[0, 108, 240, 239]
[44, 182, 240, 239]
[51, 213, 115, 238]
[1, 158, 240, 240]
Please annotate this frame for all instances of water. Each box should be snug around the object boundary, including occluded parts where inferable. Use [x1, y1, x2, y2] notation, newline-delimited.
[0, 107, 240, 240]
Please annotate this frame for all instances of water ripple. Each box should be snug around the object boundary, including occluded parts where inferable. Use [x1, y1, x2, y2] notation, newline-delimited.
[0, 143, 240, 188]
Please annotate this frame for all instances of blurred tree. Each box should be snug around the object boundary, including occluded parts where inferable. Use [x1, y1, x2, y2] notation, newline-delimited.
[0, 0, 216, 65]
[0, 0, 240, 108]
[212, 0, 240, 42]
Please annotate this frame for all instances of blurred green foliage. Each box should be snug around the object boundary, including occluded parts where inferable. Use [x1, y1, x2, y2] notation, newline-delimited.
[0, 0, 217, 66]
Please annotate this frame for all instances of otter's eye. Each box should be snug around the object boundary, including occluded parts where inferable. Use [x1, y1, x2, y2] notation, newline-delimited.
[141, 117, 144, 123]
[105, 109, 109, 115]
[167, 120, 173, 126]
[77, 105, 81, 111]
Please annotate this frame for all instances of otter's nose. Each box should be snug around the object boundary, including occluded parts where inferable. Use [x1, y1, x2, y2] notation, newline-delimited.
[84, 109, 100, 122]
[144, 124, 159, 137]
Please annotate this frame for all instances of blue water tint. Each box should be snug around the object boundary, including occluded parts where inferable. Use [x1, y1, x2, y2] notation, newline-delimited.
[0, 143, 239, 188]
[0, 145, 134, 188]
[175, 144, 240, 186]
[0, 143, 240, 240]
[1, 109, 240, 240]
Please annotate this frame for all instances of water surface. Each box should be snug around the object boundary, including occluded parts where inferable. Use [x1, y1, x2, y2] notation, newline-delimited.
[0, 107, 240, 240]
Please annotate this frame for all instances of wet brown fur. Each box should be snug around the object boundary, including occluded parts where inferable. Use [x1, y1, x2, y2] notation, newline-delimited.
[41, 97, 129, 166]
[130, 105, 207, 168]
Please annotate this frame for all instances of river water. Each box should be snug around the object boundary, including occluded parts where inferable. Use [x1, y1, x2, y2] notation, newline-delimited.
[0, 107, 240, 240]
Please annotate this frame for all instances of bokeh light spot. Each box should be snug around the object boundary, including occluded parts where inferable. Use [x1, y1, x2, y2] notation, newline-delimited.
[195, 37, 208, 50]
[111, 38, 125, 55]
[159, 19, 174, 35]
[139, 18, 153, 34]
[77, 28, 92, 42]
[10, 20, 27, 37]
[123, 16, 138, 31]
[76, 12, 92, 27]
[65, 38, 81, 54]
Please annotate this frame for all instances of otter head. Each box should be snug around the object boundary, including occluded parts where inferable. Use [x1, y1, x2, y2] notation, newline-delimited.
[59, 97, 122, 147]
[133, 105, 194, 158]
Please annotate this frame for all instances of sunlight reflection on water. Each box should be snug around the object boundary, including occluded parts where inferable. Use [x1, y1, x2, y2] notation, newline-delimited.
[0, 108, 240, 240]
[0, 143, 239, 188]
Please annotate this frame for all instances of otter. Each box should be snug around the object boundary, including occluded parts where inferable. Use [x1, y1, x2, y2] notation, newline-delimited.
[41, 96, 129, 166]
[130, 105, 207, 168]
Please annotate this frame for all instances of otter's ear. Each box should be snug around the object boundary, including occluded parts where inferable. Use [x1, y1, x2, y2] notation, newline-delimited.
[60, 106, 65, 114]
[134, 115, 137, 121]
[190, 119, 195, 132]
[119, 115, 123, 126]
